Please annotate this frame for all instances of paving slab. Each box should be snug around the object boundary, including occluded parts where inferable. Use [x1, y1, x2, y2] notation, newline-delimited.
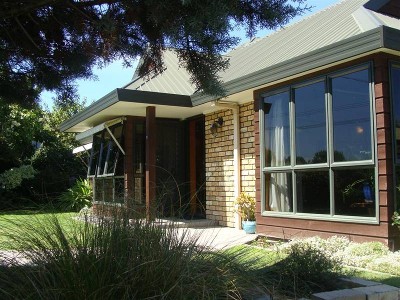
[312, 288, 367, 300]
[353, 285, 400, 300]
[176, 226, 258, 250]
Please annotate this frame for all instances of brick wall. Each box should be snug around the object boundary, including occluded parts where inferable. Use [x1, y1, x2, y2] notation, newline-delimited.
[205, 102, 256, 227]
[240, 102, 256, 198]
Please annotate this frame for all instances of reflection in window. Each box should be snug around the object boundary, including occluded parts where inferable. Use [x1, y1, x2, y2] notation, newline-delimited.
[264, 91, 290, 167]
[332, 69, 371, 162]
[87, 122, 125, 203]
[262, 65, 375, 219]
[392, 65, 400, 163]
[295, 81, 326, 164]
[296, 171, 330, 214]
[266, 172, 293, 212]
[334, 168, 375, 217]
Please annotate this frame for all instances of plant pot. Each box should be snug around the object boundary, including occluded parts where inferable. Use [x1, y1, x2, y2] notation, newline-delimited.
[242, 220, 256, 234]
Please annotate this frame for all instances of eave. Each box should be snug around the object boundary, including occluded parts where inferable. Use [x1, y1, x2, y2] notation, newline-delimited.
[60, 89, 193, 133]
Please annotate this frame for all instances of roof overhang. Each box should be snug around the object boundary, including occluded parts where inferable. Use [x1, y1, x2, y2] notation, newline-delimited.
[191, 26, 400, 106]
[60, 89, 195, 133]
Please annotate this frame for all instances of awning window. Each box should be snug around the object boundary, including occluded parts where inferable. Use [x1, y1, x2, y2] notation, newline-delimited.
[88, 122, 125, 177]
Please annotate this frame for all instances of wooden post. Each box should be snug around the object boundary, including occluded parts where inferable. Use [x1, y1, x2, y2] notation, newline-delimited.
[146, 106, 156, 221]
[189, 120, 197, 216]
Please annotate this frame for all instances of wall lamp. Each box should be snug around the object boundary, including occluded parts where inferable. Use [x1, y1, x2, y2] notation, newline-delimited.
[210, 117, 224, 137]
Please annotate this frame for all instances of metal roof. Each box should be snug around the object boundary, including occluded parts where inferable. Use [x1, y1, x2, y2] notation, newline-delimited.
[124, 50, 195, 96]
[61, 0, 400, 132]
[191, 0, 400, 105]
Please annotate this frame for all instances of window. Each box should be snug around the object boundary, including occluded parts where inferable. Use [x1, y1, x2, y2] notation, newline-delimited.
[88, 122, 125, 203]
[391, 63, 400, 211]
[261, 65, 376, 220]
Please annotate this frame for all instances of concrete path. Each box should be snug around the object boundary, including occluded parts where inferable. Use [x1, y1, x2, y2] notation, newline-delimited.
[176, 226, 258, 250]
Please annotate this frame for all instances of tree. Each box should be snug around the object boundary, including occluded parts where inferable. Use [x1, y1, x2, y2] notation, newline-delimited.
[0, 0, 308, 106]
[0, 98, 86, 208]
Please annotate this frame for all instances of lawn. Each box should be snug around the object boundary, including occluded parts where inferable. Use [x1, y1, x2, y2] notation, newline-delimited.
[0, 210, 399, 298]
[0, 210, 79, 250]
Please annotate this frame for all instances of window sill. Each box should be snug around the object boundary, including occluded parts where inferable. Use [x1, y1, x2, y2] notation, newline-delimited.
[261, 211, 379, 225]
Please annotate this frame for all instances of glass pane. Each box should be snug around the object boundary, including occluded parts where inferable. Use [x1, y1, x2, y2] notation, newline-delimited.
[296, 170, 330, 214]
[97, 130, 111, 175]
[103, 177, 114, 202]
[295, 81, 326, 164]
[334, 168, 375, 217]
[115, 177, 125, 204]
[332, 69, 372, 162]
[94, 178, 103, 202]
[264, 91, 290, 167]
[88, 133, 102, 176]
[392, 66, 400, 163]
[105, 124, 124, 175]
[266, 172, 293, 212]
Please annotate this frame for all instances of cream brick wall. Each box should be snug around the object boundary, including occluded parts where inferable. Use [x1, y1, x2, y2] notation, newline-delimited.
[205, 102, 256, 227]
[240, 102, 256, 199]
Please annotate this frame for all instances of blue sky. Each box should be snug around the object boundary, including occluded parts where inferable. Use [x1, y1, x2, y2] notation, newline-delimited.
[39, 0, 338, 108]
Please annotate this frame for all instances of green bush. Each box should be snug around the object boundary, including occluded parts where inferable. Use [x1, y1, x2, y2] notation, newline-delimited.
[266, 242, 342, 297]
[59, 179, 92, 211]
[0, 210, 268, 299]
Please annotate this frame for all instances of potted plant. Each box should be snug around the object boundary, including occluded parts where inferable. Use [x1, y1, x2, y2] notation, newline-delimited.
[235, 192, 256, 234]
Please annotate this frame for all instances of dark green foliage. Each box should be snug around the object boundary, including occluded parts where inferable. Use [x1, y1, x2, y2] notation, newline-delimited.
[264, 243, 342, 297]
[0, 99, 86, 208]
[0, 0, 308, 106]
[59, 179, 93, 212]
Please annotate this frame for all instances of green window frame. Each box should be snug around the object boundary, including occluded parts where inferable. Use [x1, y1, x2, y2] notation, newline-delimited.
[260, 63, 378, 223]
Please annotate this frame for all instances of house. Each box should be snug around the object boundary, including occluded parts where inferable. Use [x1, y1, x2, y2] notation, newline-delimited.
[61, 0, 400, 248]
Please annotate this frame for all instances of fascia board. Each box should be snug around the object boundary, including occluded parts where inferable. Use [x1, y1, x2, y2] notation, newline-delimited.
[60, 89, 192, 132]
[383, 26, 400, 50]
[59, 89, 119, 132]
[191, 27, 384, 106]
[116, 89, 192, 107]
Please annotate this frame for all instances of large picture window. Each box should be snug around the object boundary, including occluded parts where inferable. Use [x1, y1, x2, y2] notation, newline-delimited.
[261, 65, 376, 220]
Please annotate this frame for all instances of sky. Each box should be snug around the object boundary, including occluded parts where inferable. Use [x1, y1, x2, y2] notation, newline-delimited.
[39, 0, 339, 108]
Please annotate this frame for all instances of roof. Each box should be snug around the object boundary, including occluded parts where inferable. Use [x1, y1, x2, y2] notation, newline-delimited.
[61, 0, 400, 132]
[124, 50, 195, 96]
[192, 0, 400, 105]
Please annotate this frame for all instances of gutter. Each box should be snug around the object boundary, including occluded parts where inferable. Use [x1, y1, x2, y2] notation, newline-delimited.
[212, 100, 241, 229]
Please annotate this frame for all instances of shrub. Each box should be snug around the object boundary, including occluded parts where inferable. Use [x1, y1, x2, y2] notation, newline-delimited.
[59, 179, 92, 211]
[235, 192, 255, 221]
[0, 165, 36, 190]
[267, 242, 342, 297]
[341, 241, 390, 268]
[0, 210, 269, 299]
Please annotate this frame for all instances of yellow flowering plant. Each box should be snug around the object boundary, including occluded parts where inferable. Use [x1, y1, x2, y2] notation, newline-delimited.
[235, 192, 255, 221]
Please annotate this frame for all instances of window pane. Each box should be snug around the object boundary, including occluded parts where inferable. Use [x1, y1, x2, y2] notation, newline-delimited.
[392, 66, 400, 163]
[266, 172, 293, 212]
[296, 170, 330, 214]
[264, 91, 290, 167]
[295, 81, 326, 164]
[88, 133, 102, 176]
[105, 124, 124, 175]
[334, 168, 375, 217]
[332, 69, 371, 162]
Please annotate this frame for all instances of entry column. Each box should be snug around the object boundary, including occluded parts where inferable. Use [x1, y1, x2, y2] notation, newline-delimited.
[146, 106, 156, 221]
